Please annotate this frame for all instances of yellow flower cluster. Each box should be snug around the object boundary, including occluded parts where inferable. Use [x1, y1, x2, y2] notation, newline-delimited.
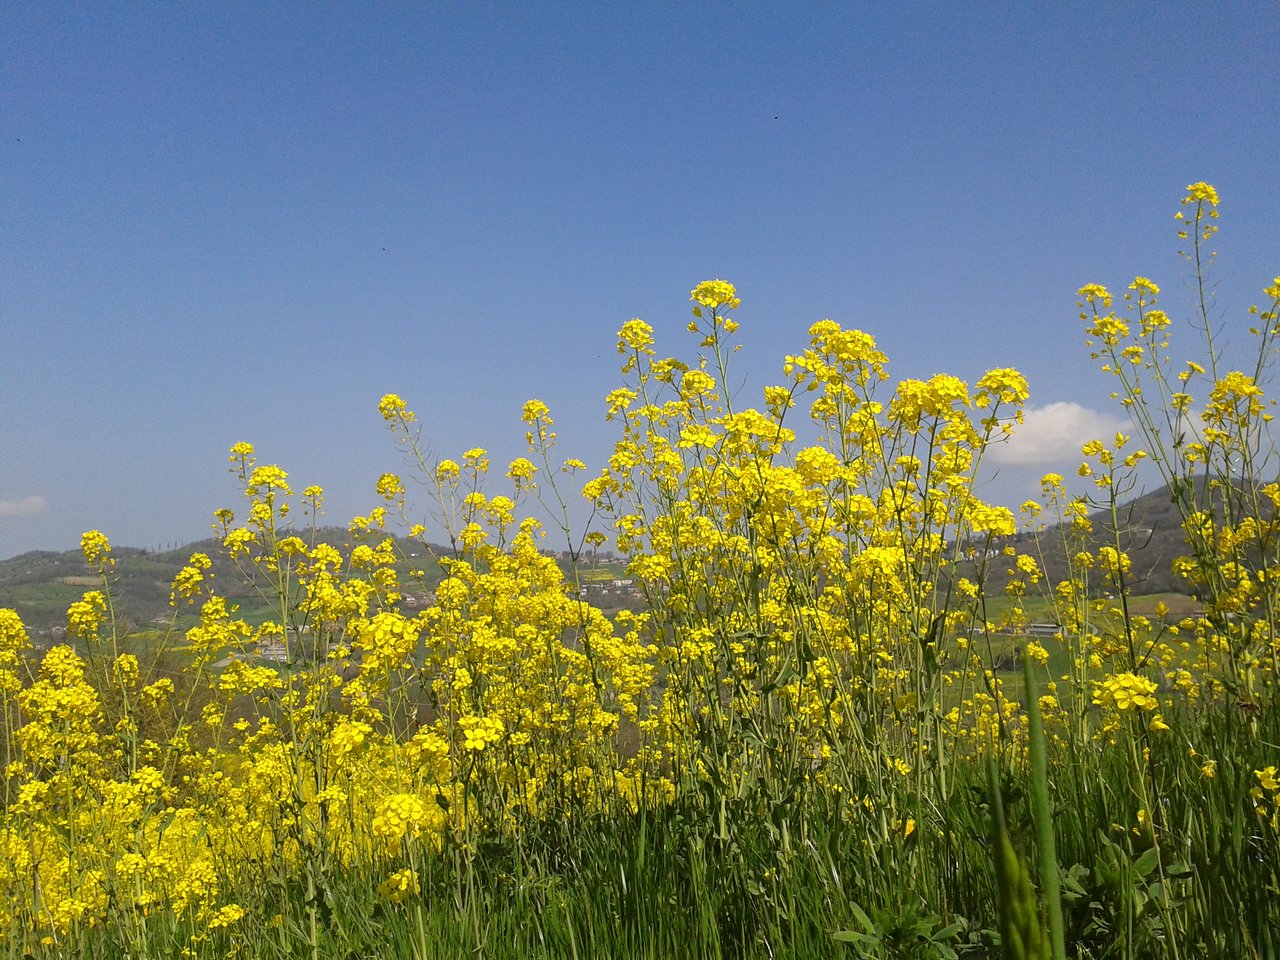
[1093, 673, 1159, 712]
[459, 715, 504, 751]
[377, 868, 420, 903]
[80, 529, 113, 568]
[372, 793, 430, 844]
[1, 213, 1277, 945]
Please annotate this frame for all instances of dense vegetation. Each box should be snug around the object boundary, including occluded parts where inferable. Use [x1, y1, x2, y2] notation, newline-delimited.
[0, 533, 635, 638]
[1, 184, 1277, 958]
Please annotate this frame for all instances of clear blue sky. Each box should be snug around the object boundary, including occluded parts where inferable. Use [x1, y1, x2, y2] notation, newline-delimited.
[3, 2, 1278, 559]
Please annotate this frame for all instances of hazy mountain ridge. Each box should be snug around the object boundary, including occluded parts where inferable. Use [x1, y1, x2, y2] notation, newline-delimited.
[0, 528, 450, 638]
[1014, 478, 1267, 597]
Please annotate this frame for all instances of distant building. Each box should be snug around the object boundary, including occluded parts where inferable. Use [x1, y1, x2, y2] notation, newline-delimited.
[1023, 623, 1061, 638]
[258, 640, 288, 662]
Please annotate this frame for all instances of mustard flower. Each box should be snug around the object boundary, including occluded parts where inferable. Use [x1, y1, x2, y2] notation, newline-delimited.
[378, 393, 417, 422]
[605, 387, 637, 416]
[507, 457, 537, 481]
[968, 504, 1016, 537]
[0, 608, 30, 662]
[678, 368, 717, 400]
[376, 472, 406, 500]
[207, 903, 246, 929]
[218, 661, 283, 697]
[378, 868, 420, 903]
[522, 399, 552, 423]
[223, 527, 255, 557]
[80, 529, 112, 568]
[690, 279, 741, 311]
[975, 367, 1029, 407]
[460, 714, 505, 751]
[885, 756, 912, 776]
[38, 643, 90, 686]
[618, 318, 655, 353]
[328, 719, 373, 762]
[67, 590, 108, 638]
[372, 793, 429, 844]
[247, 464, 292, 497]
[1093, 673, 1159, 712]
[1096, 546, 1131, 579]
[141, 677, 175, 709]
[1077, 283, 1113, 307]
[1183, 181, 1219, 206]
[111, 653, 139, 689]
[357, 612, 420, 670]
[1129, 276, 1161, 296]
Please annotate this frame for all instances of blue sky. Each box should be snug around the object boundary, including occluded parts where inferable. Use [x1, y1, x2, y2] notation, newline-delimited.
[2, 2, 1278, 559]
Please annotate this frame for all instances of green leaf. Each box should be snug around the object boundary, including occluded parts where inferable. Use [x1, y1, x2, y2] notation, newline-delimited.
[1132, 846, 1160, 879]
[831, 929, 879, 946]
[1165, 859, 1193, 878]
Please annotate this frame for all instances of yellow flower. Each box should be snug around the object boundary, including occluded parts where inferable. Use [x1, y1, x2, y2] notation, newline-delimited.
[1183, 182, 1219, 206]
[1077, 283, 1113, 306]
[372, 793, 429, 844]
[618, 318, 655, 353]
[207, 903, 246, 929]
[378, 869, 420, 903]
[247, 464, 292, 497]
[329, 720, 373, 762]
[522, 399, 552, 423]
[460, 715, 505, 751]
[376, 472, 406, 500]
[67, 591, 108, 638]
[378, 393, 417, 422]
[112, 653, 139, 688]
[223, 528, 255, 557]
[507, 457, 538, 482]
[975, 367, 1029, 406]
[80, 529, 112, 568]
[1093, 673, 1159, 712]
[690, 279, 741, 310]
[0, 608, 31, 662]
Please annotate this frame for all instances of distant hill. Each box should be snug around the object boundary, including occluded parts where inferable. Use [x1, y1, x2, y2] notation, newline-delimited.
[0, 528, 630, 642]
[0, 528, 450, 640]
[1012, 479, 1262, 597]
[7, 481, 1240, 641]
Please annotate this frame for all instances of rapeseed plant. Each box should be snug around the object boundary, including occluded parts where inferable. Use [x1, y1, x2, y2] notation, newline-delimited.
[0, 184, 1275, 958]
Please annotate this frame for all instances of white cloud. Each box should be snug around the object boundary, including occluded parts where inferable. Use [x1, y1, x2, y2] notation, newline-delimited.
[0, 495, 49, 518]
[986, 402, 1130, 466]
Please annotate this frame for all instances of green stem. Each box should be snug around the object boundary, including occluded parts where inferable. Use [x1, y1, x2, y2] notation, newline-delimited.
[1024, 654, 1066, 960]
